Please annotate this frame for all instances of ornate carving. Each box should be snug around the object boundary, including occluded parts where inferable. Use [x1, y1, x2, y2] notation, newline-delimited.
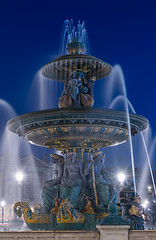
[57, 200, 85, 224]
[120, 181, 145, 230]
[50, 198, 60, 214]
[82, 197, 95, 214]
[14, 202, 50, 224]
[129, 205, 143, 217]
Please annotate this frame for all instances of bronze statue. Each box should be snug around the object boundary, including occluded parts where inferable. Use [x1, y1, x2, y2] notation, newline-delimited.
[61, 152, 86, 209]
[58, 71, 94, 108]
[41, 154, 64, 211]
[85, 151, 117, 211]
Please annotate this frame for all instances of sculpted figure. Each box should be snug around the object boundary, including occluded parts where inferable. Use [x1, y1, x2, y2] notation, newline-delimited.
[61, 152, 86, 209]
[58, 72, 81, 107]
[85, 151, 118, 210]
[58, 71, 94, 108]
[79, 72, 94, 107]
[68, 73, 81, 105]
[120, 180, 145, 230]
[41, 154, 64, 211]
[58, 81, 72, 108]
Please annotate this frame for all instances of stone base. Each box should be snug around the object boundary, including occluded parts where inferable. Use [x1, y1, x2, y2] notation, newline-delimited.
[129, 230, 156, 240]
[0, 229, 156, 240]
[0, 230, 99, 240]
[97, 225, 130, 240]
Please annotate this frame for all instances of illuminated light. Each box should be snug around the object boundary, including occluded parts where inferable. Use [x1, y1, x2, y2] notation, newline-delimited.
[16, 171, 24, 184]
[147, 186, 152, 191]
[117, 172, 126, 184]
[142, 200, 149, 209]
[0, 201, 6, 207]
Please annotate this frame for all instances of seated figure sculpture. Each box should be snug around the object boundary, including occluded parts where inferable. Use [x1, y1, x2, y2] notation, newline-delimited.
[84, 151, 118, 211]
[41, 151, 117, 214]
[41, 154, 64, 212]
[61, 152, 86, 209]
[58, 71, 94, 108]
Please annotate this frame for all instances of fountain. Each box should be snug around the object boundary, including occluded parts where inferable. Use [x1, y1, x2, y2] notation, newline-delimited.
[7, 20, 149, 233]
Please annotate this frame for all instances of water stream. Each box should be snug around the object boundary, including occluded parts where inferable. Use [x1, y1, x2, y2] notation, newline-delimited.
[107, 65, 136, 193]
[109, 92, 156, 197]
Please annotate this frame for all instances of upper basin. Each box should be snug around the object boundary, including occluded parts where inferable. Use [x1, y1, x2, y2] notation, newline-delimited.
[40, 54, 112, 82]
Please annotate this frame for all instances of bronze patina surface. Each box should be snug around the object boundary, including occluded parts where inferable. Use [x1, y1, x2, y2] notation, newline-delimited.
[41, 54, 112, 82]
[7, 108, 148, 150]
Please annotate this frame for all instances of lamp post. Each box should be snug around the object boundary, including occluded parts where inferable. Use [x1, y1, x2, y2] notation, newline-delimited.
[147, 186, 152, 191]
[0, 200, 6, 224]
[16, 171, 24, 185]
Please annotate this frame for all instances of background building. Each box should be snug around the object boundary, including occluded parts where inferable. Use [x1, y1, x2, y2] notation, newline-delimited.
[0, 154, 52, 224]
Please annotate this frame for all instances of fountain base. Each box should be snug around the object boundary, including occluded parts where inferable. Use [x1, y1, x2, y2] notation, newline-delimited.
[14, 200, 97, 231]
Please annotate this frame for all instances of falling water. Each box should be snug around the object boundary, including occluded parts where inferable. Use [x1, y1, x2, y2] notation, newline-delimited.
[140, 131, 156, 196]
[27, 71, 63, 111]
[106, 65, 136, 193]
[0, 99, 17, 199]
[137, 127, 152, 197]
[109, 95, 136, 113]
[0, 99, 43, 226]
[149, 135, 156, 162]
[109, 93, 156, 196]
[0, 101, 20, 223]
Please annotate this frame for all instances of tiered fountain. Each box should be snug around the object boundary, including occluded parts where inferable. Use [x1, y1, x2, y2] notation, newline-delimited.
[7, 20, 149, 232]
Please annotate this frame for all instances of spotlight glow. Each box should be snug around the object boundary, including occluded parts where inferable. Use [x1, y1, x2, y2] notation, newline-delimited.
[16, 171, 24, 184]
[0, 200, 6, 207]
[142, 200, 149, 209]
[117, 172, 126, 184]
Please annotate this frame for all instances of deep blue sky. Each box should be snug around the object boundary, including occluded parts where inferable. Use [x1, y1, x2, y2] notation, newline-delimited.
[1, 0, 156, 130]
[0, 1, 156, 133]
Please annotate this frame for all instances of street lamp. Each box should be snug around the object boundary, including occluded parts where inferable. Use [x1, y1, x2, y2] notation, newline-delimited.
[117, 172, 126, 185]
[16, 171, 24, 184]
[142, 200, 149, 209]
[15, 171, 24, 201]
[147, 186, 152, 191]
[0, 200, 6, 224]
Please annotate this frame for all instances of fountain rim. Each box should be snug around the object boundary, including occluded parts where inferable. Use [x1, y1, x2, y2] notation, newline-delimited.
[40, 54, 112, 82]
[7, 107, 149, 134]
